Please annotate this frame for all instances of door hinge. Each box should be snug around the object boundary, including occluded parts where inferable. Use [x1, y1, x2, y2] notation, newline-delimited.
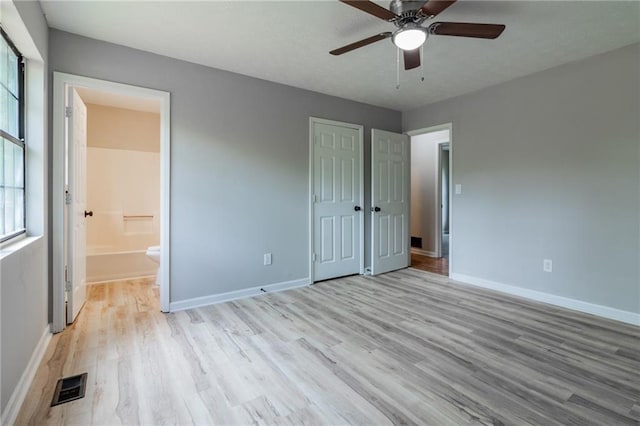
[312, 253, 317, 262]
[65, 106, 72, 117]
[65, 191, 72, 205]
[313, 194, 317, 203]
[64, 266, 71, 291]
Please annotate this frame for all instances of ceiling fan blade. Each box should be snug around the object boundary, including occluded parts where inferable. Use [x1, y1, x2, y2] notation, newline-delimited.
[330, 32, 392, 56]
[340, 0, 398, 21]
[420, 0, 456, 17]
[429, 22, 506, 39]
[403, 49, 420, 70]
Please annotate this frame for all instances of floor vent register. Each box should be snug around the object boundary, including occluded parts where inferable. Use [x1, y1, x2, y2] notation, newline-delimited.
[51, 373, 88, 406]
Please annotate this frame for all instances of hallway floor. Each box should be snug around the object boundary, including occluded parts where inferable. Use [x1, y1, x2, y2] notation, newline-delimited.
[411, 252, 449, 276]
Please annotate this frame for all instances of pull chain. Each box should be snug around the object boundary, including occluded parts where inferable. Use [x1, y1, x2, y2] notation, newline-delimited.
[396, 47, 400, 90]
[420, 43, 425, 82]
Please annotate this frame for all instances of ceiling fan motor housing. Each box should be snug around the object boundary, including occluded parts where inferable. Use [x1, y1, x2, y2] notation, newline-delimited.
[390, 0, 429, 26]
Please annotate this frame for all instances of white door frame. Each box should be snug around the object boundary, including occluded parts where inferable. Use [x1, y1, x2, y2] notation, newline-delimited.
[407, 123, 453, 276]
[436, 142, 450, 259]
[308, 117, 364, 282]
[52, 72, 171, 332]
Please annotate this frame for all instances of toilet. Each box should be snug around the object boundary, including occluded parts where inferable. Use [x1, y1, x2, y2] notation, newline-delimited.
[146, 245, 161, 285]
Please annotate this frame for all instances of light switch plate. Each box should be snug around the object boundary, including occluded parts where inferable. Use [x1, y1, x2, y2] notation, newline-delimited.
[264, 253, 272, 265]
[455, 184, 462, 195]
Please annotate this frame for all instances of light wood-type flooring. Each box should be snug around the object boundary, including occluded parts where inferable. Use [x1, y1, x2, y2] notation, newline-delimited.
[16, 270, 640, 425]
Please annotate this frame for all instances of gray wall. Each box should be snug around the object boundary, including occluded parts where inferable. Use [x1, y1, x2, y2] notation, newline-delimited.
[1, 0, 49, 415]
[404, 43, 640, 314]
[49, 30, 401, 303]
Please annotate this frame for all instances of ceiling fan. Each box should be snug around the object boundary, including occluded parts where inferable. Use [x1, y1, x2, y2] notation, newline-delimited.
[330, 0, 506, 70]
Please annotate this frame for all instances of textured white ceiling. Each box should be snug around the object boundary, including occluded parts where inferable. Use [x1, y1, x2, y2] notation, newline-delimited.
[41, 1, 640, 111]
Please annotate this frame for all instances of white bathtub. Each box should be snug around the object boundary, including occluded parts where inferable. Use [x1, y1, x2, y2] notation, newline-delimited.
[86, 248, 158, 283]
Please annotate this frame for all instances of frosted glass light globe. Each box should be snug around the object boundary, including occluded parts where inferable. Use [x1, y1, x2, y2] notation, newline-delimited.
[393, 27, 426, 51]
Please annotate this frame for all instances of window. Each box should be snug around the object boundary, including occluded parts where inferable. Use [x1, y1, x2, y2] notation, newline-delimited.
[0, 27, 25, 242]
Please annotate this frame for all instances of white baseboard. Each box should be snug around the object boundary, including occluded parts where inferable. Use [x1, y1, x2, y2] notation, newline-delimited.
[86, 270, 158, 283]
[1, 326, 52, 426]
[411, 248, 438, 257]
[170, 277, 310, 312]
[451, 273, 640, 326]
[88, 274, 156, 285]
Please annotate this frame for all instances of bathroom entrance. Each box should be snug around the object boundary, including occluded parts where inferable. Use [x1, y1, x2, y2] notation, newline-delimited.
[53, 73, 171, 333]
[79, 87, 162, 285]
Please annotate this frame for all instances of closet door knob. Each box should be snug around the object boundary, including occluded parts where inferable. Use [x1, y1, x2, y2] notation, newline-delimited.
[84, 210, 93, 217]
[354, 206, 361, 211]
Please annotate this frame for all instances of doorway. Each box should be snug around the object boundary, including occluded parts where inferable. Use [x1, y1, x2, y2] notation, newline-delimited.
[407, 124, 452, 276]
[52, 73, 171, 333]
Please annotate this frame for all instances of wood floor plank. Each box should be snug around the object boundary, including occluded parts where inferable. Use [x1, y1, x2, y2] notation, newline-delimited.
[15, 272, 640, 425]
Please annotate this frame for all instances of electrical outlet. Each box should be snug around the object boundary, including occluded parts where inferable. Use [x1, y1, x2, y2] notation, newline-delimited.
[264, 253, 272, 266]
[543, 259, 552, 273]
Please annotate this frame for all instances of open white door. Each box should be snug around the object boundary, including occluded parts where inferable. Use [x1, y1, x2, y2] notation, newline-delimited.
[312, 119, 364, 281]
[371, 129, 410, 275]
[66, 87, 88, 324]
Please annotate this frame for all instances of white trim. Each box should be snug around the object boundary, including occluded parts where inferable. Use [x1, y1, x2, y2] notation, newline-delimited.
[308, 117, 365, 282]
[87, 249, 147, 257]
[308, 119, 314, 283]
[0, 236, 41, 260]
[87, 275, 156, 285]
[53, 72, 171, 333]
[170, 278, 310, 312]
[406, 123, 453, 137]
[410, 247, 438, 257]
[0, 326, 51, 426]
[451, 273, 640, 326]
[435, 142, 445, 258]
[446, 127, 453, 276]
[159, 87, 171, 313]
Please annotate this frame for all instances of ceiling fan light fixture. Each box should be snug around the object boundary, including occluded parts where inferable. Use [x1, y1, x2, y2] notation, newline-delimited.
[392, 25, 426, 51]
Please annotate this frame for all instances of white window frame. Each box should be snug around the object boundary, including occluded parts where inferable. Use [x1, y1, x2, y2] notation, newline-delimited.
[0, 27, 27, 243]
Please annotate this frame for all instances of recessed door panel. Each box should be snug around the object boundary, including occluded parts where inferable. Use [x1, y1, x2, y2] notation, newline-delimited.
[377, 160, 389, 203]
[320, 132, 336, 149]
[320, 156, 335, 202]
[393, 214, 405, 255]
[393, 160, 405, 202]
[340, 158, 354, 202]
[378, 215, 390, 258]
[341, 135, 355, 152]
[341, 215, 355, 261]
[320, 216, 335, 263]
